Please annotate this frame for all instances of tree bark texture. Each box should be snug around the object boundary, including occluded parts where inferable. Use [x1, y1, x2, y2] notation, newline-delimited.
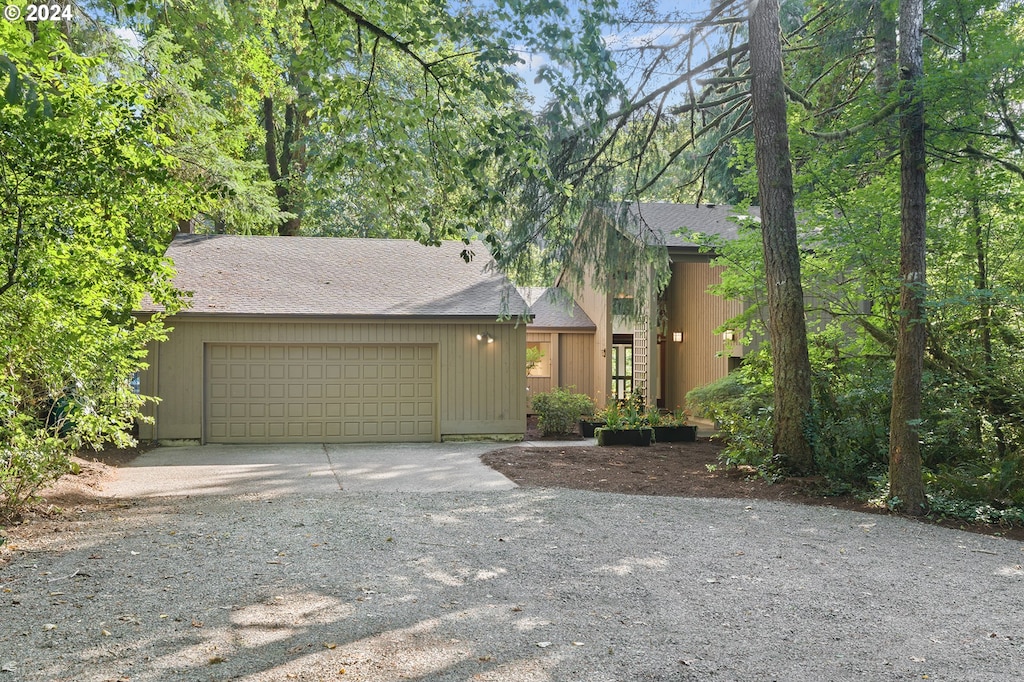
[873, 0, 898, 97]
[748, 0, 815, 475]
[888, 0, 928, 514]
[263, 95, 305, 237]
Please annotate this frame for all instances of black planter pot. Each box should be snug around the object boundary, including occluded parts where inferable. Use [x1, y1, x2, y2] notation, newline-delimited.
[652, 425, 697, 443]
[579, 419, 605, 438]
[596, 427, 653, 447]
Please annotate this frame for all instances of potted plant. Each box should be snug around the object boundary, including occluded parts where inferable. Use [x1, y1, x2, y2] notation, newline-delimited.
[649, 408, 697, 442]
[595, 399, 652, 446]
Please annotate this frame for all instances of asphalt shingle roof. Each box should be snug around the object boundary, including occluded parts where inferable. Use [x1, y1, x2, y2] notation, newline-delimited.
[518, 287, 596, 330]
[143, 235, 527, 318]
[623, 202, 760, 248]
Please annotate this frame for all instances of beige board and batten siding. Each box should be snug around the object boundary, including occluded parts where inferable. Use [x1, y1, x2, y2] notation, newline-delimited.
[525, 331, 595, 409]
[560, 264, 612, 408]
[663, 257, 744, 411]
[137, 317, 525, 443]
[557, 332, 595, 398]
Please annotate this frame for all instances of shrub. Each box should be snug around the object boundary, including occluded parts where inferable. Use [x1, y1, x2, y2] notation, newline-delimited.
[1, 435, 75, 523]
[686, 362, 773, 469]
[531, 386, 594, 436]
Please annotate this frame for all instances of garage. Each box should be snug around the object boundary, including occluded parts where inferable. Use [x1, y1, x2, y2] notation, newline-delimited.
[205, 343, 436, 443]
[137, 235, 528, 444]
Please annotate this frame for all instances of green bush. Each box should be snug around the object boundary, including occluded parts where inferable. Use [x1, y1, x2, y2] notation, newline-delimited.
[805, 358, 891, 492]
[1, 435, 74, 523]
[686, 361, 773, 469]
[531, 386, 595, 436]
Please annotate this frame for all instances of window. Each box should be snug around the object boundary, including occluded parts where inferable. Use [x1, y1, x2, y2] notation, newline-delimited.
[527, 342, 551, 377]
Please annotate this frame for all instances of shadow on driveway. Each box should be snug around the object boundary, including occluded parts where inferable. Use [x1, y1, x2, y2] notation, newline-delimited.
[100, 442, 517, 499]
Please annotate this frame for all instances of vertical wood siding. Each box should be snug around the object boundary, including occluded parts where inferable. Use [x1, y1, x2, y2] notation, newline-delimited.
[558, 333, 595, 398]
[524, 331, 595, 411]
[664, 259, 744, 410]
[563, 263, 612, 407]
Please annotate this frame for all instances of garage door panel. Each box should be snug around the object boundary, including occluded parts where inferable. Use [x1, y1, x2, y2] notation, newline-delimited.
[206, 344, 436, 443]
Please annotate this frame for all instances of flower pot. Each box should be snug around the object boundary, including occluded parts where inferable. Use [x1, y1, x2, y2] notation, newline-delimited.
[579, 419, 605, 438]
[652, 425, 697, 443]
[595, 427, 652, 447]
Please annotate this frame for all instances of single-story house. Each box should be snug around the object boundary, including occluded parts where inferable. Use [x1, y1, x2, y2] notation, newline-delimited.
[519, 286, 596, 408]
[136, 235, 528, 444]
[563, 202, 756, 410]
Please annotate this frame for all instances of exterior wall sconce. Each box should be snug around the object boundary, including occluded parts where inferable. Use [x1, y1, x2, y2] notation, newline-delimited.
[476, 332, 494, 344]
[672, 331, 683, 343]
[722, 329, 735, 341]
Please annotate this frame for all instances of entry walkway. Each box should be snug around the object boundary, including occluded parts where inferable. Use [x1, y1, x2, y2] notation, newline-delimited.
[101, 442, 518, 498]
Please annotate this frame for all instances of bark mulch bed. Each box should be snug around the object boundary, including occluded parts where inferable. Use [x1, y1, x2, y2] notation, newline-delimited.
[480, 416, 1024, 542]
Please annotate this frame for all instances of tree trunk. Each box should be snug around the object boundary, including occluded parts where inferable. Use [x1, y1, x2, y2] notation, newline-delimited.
[873, 0, 897, 97]
[971, 194, 1007, 457]
[749, 0, 815, 475]
[888, 0, 928, 514]
[263, 95, 304, 237]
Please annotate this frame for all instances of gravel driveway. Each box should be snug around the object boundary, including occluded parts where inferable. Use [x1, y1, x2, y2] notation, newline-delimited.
[2, 446, 1023, 681]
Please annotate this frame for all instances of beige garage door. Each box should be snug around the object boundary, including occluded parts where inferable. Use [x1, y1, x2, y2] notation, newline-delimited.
[205, 344, 436, 443]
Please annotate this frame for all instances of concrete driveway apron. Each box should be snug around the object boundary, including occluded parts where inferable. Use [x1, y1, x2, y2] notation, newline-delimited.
[100, 442, 516, 498]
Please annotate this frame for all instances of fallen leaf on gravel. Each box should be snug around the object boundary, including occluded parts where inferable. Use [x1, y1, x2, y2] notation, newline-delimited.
[571, 642, 584, 646]
[42, 624, 56, 631]
[101, 630, 111, 637]
[208, 656, 226, 664]
[324, 642, 337, 649]
[536, 642, 551, 648]
[191, 620, 203, 628]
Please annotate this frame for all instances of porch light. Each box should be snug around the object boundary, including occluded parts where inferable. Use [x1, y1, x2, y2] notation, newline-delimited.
[672, 331, 683, 343]
[476, 332, 494, 344]
[722, 329, 735, 341]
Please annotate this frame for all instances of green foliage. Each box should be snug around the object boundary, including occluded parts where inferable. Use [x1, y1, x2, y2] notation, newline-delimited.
[598, 401, 624, 430]
[644, 407, 689, 428]
[926, 452, 1024, 511]
[686, 354, 773, 470]
[804, 334, 893, 493]
[0, 20, 192, 521]
[531, 386, 594, 436]
[596, 390, 651, 430]
[114, 0, 539, 241]
[0, 438, 73, 523]
[525, 345, 544, 375]
[925, 494, 1024, 528]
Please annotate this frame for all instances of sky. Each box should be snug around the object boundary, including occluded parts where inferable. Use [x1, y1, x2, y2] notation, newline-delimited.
[506, 0, 726, 109]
